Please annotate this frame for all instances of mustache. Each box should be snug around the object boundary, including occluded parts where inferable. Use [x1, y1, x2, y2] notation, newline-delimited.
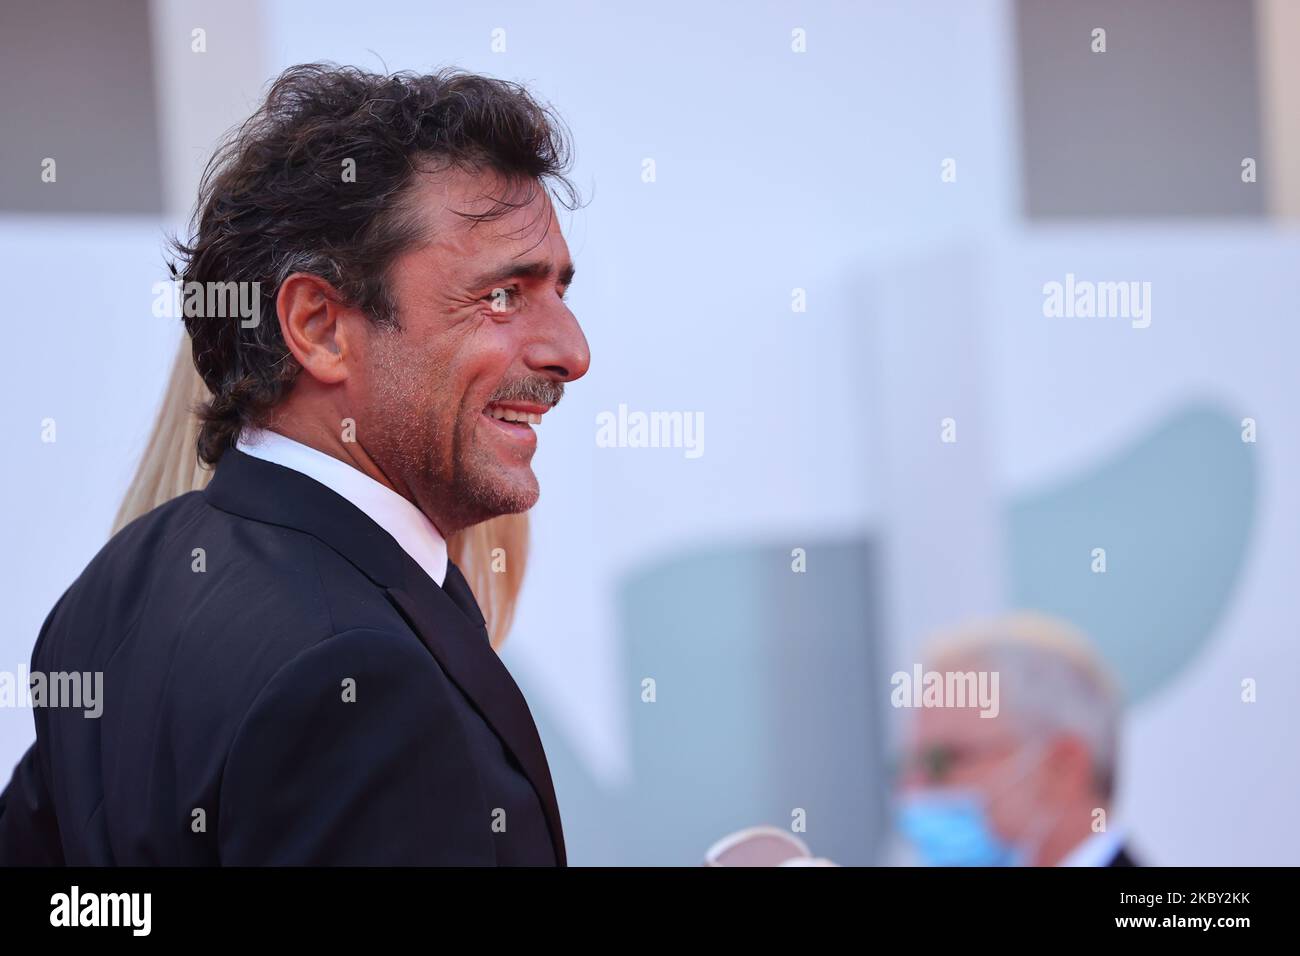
[487, 376, 565, 408]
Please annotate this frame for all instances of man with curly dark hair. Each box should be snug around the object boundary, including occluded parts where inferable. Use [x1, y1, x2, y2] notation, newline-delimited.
[0, 64, 589, 866]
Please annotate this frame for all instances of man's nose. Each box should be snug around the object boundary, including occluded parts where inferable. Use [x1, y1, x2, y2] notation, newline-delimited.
[527, 300, 590, 383]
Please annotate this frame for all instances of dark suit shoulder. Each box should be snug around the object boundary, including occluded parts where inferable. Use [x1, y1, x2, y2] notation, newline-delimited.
[109, 495, 417, 730]
[37, 490, 339, 674]
[35, 488, 420, 773]
[32, 490, 210, 672]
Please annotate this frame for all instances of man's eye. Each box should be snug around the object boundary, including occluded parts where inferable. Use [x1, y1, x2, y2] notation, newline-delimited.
[486, 286, 520, 312]
[921, 746, 956, 781]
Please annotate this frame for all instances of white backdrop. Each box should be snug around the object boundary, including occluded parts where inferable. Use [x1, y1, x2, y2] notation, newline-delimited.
[1, 0, 1295, 864]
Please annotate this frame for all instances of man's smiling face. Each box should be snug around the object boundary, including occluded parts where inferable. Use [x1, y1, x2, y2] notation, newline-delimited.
[354, 166, 590, 534]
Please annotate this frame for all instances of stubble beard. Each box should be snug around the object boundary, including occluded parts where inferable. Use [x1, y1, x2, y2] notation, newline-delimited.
[366, 332, 538, 534]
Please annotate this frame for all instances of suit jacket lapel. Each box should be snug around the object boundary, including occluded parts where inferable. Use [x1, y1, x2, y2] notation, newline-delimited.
[385, 582, 566, 865]
[439, 560, 488, 632]
[205, 448, 567, 865]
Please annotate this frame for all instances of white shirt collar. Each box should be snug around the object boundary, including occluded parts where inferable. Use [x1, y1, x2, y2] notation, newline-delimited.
[1058, 825, 1127, 867]
[235, 428, 448, 587]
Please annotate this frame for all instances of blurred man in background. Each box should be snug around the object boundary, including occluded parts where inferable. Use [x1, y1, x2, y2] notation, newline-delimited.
[894, 612, 1140, 867]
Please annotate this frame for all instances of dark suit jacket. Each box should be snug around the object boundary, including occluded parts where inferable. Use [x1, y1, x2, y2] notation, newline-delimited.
[0, 448, 565, 865]
[1109, 845, 1140, 867]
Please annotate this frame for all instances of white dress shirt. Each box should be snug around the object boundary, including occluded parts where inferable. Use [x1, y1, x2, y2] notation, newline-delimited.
[235, 428, 448, 587]
[1058, 826, 1127, 867]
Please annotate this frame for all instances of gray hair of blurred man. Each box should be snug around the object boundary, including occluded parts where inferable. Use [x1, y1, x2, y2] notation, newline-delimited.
[924, 612, 1123, 802]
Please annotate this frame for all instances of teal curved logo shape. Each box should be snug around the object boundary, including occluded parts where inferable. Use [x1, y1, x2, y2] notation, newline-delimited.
[1007, 403, 1256, 703]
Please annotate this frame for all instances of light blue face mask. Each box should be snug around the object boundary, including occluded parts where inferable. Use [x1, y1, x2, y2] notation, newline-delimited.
[895, 745, 1048, 867]
[895, 789, 1028, 867]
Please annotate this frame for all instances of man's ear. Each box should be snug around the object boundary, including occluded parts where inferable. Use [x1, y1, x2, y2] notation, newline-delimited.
[1044, 733, 1093, 798]
[276, 273, 359, 385]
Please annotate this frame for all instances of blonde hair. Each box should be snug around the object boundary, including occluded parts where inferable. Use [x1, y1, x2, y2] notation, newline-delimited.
[113, 337, 528, 650]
